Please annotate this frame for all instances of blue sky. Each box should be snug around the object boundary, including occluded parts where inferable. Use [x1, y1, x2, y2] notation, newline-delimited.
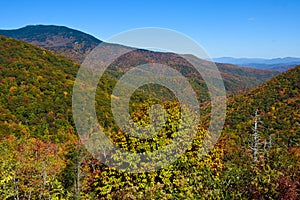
[1, 0, 300, 58]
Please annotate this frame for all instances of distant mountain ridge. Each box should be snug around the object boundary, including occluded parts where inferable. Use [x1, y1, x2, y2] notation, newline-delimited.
[0, 25, 102, 63]
[0, 25, 279, 95]
[214, 57, 300, 65]
[1, 25, 295, 72]
[213, 57, 300, 72]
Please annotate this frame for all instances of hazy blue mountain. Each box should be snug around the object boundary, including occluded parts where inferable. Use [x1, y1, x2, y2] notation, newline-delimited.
[213, 57, 300, 72]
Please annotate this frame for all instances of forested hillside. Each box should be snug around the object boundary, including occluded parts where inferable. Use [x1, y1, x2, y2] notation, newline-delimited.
[225, 65, 300, 147]
[0, 35, 299, 199]
[0, 35, 79, 140]
[217, 65, 300, 199]
[0, 35, 225, 199]
[0, 25, 101, 63]
[0, 25, 279, 95]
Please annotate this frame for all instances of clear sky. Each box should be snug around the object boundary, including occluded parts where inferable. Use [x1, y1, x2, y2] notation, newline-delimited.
[1, 0, 300, 58]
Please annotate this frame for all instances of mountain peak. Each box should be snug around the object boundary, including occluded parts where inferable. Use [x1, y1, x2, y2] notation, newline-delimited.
[0, 25, 102, 63]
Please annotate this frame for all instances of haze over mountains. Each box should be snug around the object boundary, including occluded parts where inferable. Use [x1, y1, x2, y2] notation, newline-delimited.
[0, 25, 279, 95]
[214, 57, 300, 72]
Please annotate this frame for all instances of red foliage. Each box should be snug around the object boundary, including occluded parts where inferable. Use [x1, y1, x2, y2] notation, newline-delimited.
[277, 175, 300, 200]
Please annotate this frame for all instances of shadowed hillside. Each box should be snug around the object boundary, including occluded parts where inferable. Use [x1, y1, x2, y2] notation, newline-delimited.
[0, 25, 102, 63]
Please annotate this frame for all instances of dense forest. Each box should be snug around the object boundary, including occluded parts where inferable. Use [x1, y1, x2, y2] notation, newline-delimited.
[0, 34, 299, 199]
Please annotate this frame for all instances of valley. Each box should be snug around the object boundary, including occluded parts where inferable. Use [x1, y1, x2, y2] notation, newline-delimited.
[0, 25, 299, 199]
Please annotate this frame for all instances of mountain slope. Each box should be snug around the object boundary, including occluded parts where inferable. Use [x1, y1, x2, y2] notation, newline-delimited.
[225, 64, 300, 148]
[0, 35, 79, 139]
[0, 33, 282, 138]
[103, 48, 279, 97]
[0, 35, 299, 199]
[0, 25, 279, 95]
[0, 25, 102, 63]
[209, 65, 300, 199]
